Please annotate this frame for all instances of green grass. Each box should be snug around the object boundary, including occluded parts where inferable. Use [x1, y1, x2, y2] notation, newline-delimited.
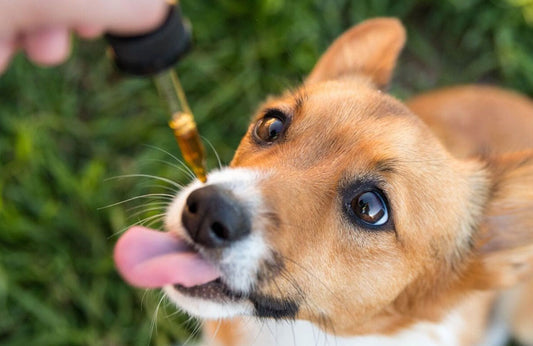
[1, 0, 532, 344]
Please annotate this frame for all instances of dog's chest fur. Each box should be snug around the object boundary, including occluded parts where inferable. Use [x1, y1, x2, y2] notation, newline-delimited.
[205, 315, 464, 346]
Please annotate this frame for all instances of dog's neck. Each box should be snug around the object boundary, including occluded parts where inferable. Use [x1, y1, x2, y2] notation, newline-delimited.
[203, 290, 500, 346]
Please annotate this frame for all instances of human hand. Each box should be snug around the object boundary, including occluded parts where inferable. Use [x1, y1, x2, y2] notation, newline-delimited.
[0, 0, 168, 74]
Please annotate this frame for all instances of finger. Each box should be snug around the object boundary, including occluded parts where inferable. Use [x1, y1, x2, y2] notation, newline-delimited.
[1, 0, 168, 37]
[0, 37, 16, 74]
[75, 25, 104, 39]
[23, 26, 71, 66]
[82, 0, 169, 35]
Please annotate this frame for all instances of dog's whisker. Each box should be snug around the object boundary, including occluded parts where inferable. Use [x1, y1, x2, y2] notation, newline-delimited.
[249, 316, 268, 346]
[125, 201, 170, 213]
[149, 293, 166, 340]
[164, 305, 184, 318]
[202, 135, 223, 170]
[191, 317, 205, 341]
[318, 313, 337, 346]
[141, 158, 197, 181]
[136, 213, 166, 227]
[276, 268, 306, 302]
[270, 272, 300, 322]
[142, 144, 197, 179]
[207, 319, 224, 346]
[140, 289, 151, 311]
[108, 212, 166, 238]
[275, 267, 337, 337]
[274, 280, 328, 346]
[139, 217, 164, 230]
[105, 173, 184, 189]
[99, 193, 175, 210]
[263, 318, 277, 343]
[181, 315, 203, 346]
[136, 182, 181, 195]
[290, 320, 297, 346]
[127, 205, 169, 220]
[144, 216, 166, 230]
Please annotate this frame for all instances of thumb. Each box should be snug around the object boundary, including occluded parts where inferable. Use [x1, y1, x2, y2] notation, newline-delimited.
[85, 0, 170, 35]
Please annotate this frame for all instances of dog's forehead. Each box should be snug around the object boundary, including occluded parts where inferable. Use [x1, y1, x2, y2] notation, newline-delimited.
[302, 83, 410, 123]
[284, 82, 422, 167]
[235, 80, 434, 175]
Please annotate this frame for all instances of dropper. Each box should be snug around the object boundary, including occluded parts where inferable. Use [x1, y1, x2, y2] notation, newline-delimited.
[154, 71, 207, 182]
[106, 4, 207, 182]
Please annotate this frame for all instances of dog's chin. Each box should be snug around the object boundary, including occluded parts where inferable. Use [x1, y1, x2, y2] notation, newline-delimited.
[163, 280, 255, 319]
[164, 277, 301, 320]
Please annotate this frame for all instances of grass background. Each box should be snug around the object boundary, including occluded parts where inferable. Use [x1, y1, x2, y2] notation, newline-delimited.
[1, 0, 533, 344]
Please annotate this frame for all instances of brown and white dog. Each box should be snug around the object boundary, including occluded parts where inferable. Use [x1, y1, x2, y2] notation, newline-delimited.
[114, 18, 533, 345]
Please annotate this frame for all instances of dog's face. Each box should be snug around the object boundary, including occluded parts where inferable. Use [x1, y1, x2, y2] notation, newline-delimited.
[165, 77, 485, 333]
[162, 19, 493, 335]
[116, 18, 533, 337]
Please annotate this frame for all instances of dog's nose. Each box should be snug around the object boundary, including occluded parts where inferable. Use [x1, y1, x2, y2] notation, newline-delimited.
[181, 185, 251, 248]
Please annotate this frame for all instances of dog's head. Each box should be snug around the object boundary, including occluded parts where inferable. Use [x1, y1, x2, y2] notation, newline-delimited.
[115, 18, 533, 336]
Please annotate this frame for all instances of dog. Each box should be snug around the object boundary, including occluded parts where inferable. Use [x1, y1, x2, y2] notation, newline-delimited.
[113, 18, 533, 345]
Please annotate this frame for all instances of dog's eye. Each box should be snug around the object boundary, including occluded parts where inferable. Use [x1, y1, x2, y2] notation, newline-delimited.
[253, 111, 286, 144]
[350, 191, 389, 226]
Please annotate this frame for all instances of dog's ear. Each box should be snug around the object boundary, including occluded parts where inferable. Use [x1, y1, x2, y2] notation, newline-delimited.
[306, 18, 406, 89]
[469, 151, 533, 290]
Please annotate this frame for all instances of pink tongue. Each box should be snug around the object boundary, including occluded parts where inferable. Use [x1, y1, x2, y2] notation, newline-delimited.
[114, 226, 221, 289]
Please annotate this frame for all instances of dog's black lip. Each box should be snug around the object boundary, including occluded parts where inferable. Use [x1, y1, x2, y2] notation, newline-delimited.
[173, 278, 245, 302]
[174, 279, 300, 320]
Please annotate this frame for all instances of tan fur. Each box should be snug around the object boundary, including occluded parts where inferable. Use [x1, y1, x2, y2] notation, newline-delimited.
[306, 18, 406, 88]
[407, 86, 533, 158]
[508, 279, 533, 345]
[202, 18, 533, 345]
[203, 319, 248, 346]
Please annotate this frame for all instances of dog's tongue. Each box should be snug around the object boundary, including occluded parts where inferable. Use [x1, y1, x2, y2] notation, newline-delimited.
[114, 226, 220, 289]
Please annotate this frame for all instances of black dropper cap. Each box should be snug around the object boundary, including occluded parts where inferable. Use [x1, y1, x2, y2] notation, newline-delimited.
[105, 5, 191, 76]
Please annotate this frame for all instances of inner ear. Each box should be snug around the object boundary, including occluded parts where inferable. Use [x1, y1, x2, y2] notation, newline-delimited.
[306, 18, 406, 89]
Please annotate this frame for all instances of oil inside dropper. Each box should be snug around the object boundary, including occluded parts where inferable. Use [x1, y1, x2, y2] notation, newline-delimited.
[169, 111, 207, 181]
[154, 70, 207, 183]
